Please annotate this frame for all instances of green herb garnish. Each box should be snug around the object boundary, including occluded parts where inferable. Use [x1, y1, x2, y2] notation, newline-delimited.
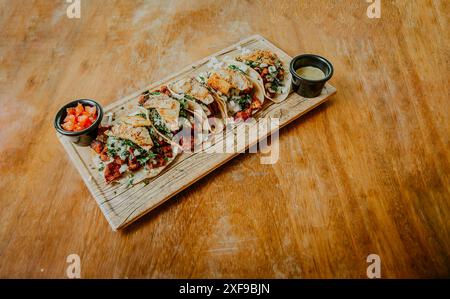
[237, 94, 252, 110]
[179, 96, 190, 109]
[135, 113, 147, 118]
[179, 110, 189, 119]
[149, 109, 172, 137]
[137, 153, 156, 166]
[126, 174, 135, 188]
[107, 148, 117, 157]
[228, 65, 245, 74]
[122, 139, 137, 148]
[246, 60, 260, 68]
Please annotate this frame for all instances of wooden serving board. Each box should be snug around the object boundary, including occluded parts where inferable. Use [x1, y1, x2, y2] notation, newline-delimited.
[57, 35, 336, 230]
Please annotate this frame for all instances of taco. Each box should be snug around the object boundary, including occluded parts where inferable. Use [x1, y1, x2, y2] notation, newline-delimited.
[167, 77, 226, 134]
[206, 64, 265, 121]
[235, 50, 291, 102]
[90, 114, 178, 184]
[138, 87, 198, 151]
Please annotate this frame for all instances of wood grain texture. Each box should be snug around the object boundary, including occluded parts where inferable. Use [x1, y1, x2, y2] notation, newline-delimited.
[57, 35, 336, 230]
[0, 0, 449, 278]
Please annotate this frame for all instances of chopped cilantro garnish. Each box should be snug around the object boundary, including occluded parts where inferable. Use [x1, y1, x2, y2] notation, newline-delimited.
[137, 153, 156, 166]
[126, 177, 134, 188]
[237, 94, 252, 110]
[246, 60, 260, 68]
[179, 96, 190, 109]
[228, 65, 245, 74]
[179, 109, 189, 119]
[107, 148, 117, 157]
[149, 109, 172, 137]
[123, 139, 137, 148]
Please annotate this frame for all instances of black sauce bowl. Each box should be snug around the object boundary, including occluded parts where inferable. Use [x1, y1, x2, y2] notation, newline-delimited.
[54, 99, 103, 146]
[289, 54, 334, 98]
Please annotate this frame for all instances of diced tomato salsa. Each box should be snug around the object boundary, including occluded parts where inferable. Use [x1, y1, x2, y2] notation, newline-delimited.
[61, 103, 97, 132]
[234, 95, 262, 121]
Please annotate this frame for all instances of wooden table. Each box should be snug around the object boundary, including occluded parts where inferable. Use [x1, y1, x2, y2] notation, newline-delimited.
[0, 0, 448, 278]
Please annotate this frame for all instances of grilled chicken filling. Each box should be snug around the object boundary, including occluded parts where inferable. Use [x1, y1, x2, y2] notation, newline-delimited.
[170, 77, 215, 105]
[207, 67, 261, 120]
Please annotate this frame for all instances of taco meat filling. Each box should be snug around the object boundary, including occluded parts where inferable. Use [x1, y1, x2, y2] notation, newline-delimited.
[206, 99, 220, 116]
[236, 50, 285, 98]
[91, 124, 174, 183]
[207, 67, 261, 121]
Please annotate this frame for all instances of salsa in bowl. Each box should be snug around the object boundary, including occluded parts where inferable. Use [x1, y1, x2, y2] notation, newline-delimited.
[54, 99, 103, 146]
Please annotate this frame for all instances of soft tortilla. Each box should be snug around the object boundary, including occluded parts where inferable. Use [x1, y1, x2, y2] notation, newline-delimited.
[141, 93, 181, 131]
[207, 67, 253, 96]
[207, 66, 265, 119]
[168, 77, 215, 105]
[106, 120, 154, 151]
[120, 115, 151, 127]
[235, 50, 291, 103]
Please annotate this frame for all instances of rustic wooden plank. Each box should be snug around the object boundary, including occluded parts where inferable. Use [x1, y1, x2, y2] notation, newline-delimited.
[57, 35, 336, 230]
